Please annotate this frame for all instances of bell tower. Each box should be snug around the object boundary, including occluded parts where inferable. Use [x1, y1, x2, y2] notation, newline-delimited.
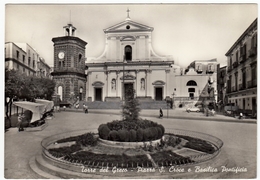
[51, 23, 88, 102]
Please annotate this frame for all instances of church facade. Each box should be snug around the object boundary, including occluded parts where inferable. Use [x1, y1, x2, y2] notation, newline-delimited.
[51, 10, 219, 109]
[85, 12, 175, 102]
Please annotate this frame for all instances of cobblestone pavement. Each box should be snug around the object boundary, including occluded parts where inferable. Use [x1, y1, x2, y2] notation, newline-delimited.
[4, 110, 257, 179]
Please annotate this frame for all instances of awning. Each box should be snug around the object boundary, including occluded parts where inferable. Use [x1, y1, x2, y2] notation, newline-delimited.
[35, 99, 54, 112]
[13, 101, 46, 123]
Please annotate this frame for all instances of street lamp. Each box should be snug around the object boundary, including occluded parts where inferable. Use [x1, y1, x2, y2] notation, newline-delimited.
[122, 55, 126, 105]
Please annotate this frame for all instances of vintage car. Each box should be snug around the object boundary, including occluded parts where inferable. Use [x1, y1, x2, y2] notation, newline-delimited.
[186, 106, 200, 113]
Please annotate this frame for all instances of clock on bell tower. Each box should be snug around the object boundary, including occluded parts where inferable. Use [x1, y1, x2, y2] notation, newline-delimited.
[51, 23, 88, 102]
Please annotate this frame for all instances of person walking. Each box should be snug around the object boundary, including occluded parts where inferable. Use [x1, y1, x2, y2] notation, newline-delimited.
[83, 103, 88, 114]
[17, 113, 25, 132]
[159, 108, 163, 118]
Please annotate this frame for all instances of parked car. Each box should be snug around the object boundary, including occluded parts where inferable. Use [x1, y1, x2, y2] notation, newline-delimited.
[186, 107, 200, 113]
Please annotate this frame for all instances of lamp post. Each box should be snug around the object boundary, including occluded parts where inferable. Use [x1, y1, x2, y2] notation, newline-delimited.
[123, 55, 126, 105]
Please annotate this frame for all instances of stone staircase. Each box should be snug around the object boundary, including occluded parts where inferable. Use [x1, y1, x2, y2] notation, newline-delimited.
[78, 101, 168, 109]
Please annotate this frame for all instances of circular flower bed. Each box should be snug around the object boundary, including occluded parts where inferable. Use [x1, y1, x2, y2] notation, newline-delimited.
[98, 119, 165, 142]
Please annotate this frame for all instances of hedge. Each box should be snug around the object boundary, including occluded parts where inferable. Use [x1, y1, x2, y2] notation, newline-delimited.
[98, 119, 165, 142]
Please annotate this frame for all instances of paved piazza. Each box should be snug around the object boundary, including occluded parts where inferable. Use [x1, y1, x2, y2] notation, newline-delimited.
[4, 110, 257, 179]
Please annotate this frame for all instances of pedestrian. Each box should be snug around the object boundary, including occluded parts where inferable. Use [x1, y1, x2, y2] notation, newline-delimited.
[17, 113, 25, 132]
[159, 108, 163, 118]
[54, 97, 61, 112]
[83, 103, 88, 114]
[239, 112, 244, 119]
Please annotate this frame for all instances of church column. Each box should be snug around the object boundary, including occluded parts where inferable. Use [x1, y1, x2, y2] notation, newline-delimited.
[146, 69, 152, 97]
[106, 70, 110, 100]
[165, 69, 170, 98]
[116, 37, 120, 61]
[135, 70, 139, 97]
[136, 36, 139, 60]
[145, 35, 149, 60]
[87, 72, 92, 101]
[116, 70, 120, 97]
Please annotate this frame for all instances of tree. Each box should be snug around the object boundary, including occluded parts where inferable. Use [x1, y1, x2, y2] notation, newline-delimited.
[5, 69, 56, 121]
[121, 88, 140, 121]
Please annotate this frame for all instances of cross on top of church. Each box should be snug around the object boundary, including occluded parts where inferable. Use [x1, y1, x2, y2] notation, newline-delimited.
[126, 8, 131, 21]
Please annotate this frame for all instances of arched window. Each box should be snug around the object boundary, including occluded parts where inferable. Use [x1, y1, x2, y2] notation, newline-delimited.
[125, 45, 132, 61]
[58, 86, 63, 101]
[78, 54, 82, 63]
[111, 79, 116, 90]
[186, 80, 197, 86]
[141, 78, 145, 90]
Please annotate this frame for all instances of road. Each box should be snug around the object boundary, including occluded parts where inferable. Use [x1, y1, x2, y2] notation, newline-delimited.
[4, 110, 257, 179]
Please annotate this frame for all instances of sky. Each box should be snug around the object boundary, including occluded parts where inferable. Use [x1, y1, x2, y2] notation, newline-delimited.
[4, 3, 258, 68]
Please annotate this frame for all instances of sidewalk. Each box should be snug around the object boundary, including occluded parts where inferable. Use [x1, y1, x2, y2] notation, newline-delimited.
[64, 108, 257, 124]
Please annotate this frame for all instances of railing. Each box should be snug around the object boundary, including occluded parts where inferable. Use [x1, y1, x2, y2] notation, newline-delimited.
[41, 128, 223, 170]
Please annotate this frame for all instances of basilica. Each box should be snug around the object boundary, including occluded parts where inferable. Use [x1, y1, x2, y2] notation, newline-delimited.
[51, 10, 217, 108]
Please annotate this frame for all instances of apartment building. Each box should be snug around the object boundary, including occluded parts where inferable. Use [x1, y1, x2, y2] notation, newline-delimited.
[217, 65, 227, 104]
[5, 42, 51, 78]
[225, 18, 257, 116]
[173, 59, 218, 108]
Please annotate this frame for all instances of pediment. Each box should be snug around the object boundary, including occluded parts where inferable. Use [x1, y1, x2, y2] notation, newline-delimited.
[120, 74, 136, 80]
[92, 81, 104, 86]
[152, 80, 165, 86]
[104, 20, 154, 33]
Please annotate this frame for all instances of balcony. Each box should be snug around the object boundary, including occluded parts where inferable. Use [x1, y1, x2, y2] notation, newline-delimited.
[239, 83, 246, 91]
[232, 61, 238, 68]
[247, 80, 252, 88]
[196, 69, 203, 74]
[247, 80, 257, 88]
[231, 86, 237, 92]
[206, 69, 214, 74]
[238, 84, 242, 90]
[249, 47, 257, 57]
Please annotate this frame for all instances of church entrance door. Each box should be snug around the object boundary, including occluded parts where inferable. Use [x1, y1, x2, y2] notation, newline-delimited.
[123, 83, 133, 100]
[95, 88, 102, 101]
[155, 87, 163, 101]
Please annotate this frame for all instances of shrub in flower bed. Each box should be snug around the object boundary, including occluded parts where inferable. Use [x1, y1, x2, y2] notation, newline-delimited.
[98, 124, 110, 140]
[48, 144, 82, 158]
[164, 135, 181, 147]
[64, 151, 152, 168]
[76, 133, 97, 147]
[175, 134, 215, 154]
[150, 150, 194, 166]
[56, 132, 96, 144]
[98, 119, 165, 142]
[108, 130, 120, 141]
